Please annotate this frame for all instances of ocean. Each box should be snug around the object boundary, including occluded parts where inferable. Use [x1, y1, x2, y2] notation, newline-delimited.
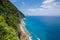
[24, 16, 60, 40]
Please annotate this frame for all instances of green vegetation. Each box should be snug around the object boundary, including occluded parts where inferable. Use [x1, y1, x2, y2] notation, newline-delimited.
[0, 0, 25, 40]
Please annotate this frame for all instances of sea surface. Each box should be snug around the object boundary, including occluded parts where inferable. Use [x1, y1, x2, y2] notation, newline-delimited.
[24, 16, 60, 40]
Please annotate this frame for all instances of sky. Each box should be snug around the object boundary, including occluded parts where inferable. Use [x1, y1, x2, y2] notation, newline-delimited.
[10, 0, 60, 16]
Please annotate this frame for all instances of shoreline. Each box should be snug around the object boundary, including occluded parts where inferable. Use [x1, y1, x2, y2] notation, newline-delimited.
[19, 19, 32, 40]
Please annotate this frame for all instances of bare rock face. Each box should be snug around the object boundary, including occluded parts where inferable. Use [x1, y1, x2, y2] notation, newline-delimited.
[19, 20, 30, 40]
[20, 32, 29, 40]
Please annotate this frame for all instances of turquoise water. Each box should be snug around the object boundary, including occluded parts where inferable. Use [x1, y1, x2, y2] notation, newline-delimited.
[24, 16, 60, 40]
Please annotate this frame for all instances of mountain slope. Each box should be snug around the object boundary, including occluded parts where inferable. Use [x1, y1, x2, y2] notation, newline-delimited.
[0, 0, 25, 40]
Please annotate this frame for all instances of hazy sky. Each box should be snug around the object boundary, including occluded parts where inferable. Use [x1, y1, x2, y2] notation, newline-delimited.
[10, 0, 60, 16]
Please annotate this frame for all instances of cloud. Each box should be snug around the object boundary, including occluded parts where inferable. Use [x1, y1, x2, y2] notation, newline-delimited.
[24, 0, 60, 16]
[43, 0, 55, 4]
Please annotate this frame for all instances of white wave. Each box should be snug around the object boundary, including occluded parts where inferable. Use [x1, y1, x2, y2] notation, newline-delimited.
[37, 38, 40, 40]
[31, 32, 41, 40]
[29, 36, 32, 40]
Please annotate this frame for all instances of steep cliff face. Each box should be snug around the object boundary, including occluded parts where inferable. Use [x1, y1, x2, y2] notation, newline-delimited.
[0, 0, 27, 40]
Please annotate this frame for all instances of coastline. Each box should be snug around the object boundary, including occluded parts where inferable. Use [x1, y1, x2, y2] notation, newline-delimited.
[19, 19, 32, 40]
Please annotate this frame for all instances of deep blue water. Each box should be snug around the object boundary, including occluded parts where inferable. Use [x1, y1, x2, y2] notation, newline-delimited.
[24, 16, 60, 40]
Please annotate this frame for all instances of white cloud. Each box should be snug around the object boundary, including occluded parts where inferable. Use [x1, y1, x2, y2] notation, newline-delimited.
[43, 0, 55, 4]
[24, 0, 60, 16]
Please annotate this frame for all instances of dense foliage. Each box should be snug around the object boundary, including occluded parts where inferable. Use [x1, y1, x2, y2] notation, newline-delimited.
[0, 15, 19, 40]
[0, 0, 25, 40]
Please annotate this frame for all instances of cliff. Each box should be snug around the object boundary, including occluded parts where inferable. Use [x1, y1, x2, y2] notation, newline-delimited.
[0, 0, 30, 40]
